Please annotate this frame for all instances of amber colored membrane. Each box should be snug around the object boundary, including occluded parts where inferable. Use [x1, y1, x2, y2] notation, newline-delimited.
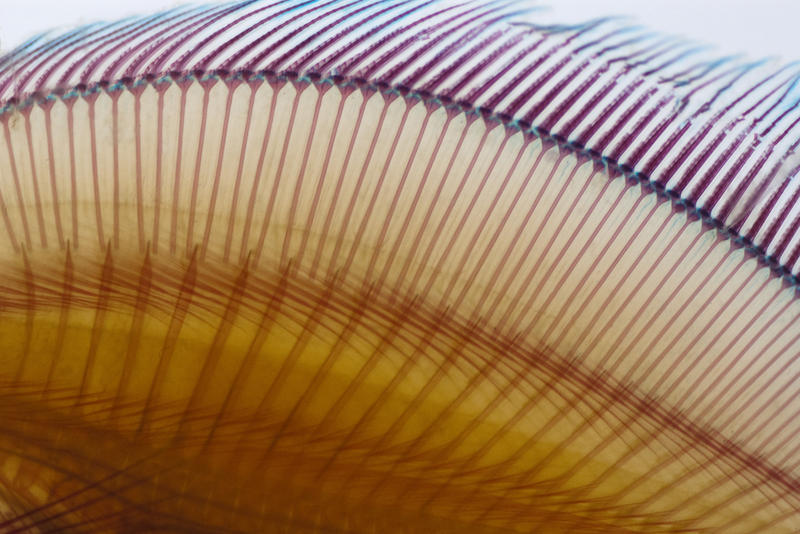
[0, 75, 797, 533]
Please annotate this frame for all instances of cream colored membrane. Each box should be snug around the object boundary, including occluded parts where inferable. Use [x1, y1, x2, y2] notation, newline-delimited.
[0, 80, 796, 532]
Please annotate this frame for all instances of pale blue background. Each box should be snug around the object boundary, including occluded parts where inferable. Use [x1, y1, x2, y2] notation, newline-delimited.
[1, 0, 797, 63]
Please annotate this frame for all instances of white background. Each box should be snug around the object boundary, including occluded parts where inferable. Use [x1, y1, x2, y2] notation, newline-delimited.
[1, 0, 798, 63]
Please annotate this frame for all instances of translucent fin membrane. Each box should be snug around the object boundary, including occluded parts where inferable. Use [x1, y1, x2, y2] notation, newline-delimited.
[0, 1, 798, 533]
[3, 0, 800, 273]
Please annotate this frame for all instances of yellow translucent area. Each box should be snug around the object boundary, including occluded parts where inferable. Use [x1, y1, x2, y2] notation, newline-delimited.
[0, 251, 728, 533]
[0, 79, 796, 532]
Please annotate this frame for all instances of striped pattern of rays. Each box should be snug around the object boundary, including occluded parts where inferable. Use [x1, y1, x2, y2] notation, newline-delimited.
[0, 1, 799, 533]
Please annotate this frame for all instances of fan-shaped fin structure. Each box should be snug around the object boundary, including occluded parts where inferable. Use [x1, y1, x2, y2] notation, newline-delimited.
[0, 1, 799, 532]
